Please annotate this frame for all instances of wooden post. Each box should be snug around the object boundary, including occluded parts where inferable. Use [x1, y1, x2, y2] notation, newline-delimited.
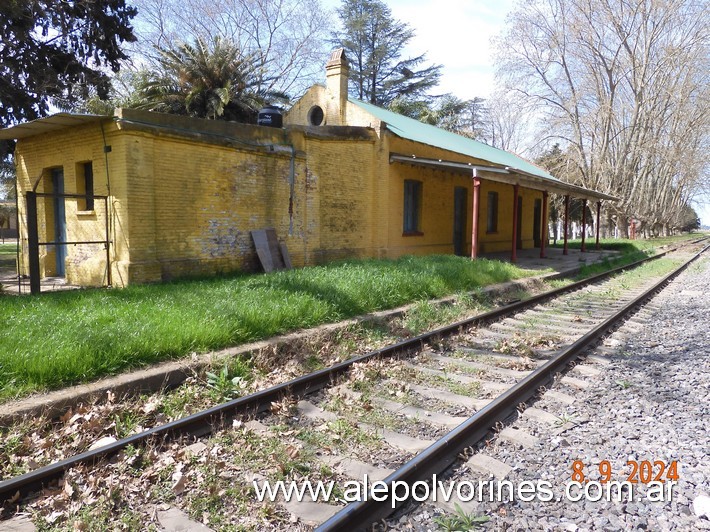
[511, 184, 519, 263]
[563, 194, 570, 255]
[471, 174, 481, 259]
[540, 190, 548, 258]
[581, 198, 587, 252]
[595, 201, 601, 250]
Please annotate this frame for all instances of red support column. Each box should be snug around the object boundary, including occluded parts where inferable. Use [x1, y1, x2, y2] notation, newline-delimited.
[581, 198, 588, 252]
[471, 175, 481, 259]
[511, 184, 519, 263]
[563, 194, 570, 255]
[595, 201, 602, 250]
[540, 190, 549, 258]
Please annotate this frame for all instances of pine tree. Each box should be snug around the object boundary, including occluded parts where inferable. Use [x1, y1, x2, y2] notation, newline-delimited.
[333, 0, 441, 106]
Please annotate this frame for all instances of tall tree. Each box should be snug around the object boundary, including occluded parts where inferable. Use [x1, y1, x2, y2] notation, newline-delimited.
[55, 71, 144, 116]
[134, 37, 287, 122]
[130, 0, 331, 98]
[333, 0, 442, 106]
[0, 0, 137, 126]
[484, 91, 532, 153]
[495, 0, 709, 237]
[388, 94, 492, 141]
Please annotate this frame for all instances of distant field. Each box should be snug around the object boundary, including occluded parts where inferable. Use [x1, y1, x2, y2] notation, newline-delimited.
[0, 243, 17, 268]
[0, 242, 18, 254]
[551, 232, 703, 252]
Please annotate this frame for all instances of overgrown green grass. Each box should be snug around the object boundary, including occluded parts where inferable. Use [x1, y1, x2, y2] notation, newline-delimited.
[0, 243, 18, 255]
[0, 255, 539, 401]
[551, 233, 702, 253]
[567, 234, 703, 278]
[2, 233, 696, 401]
[0, 243, 17, 269]
[575, 250, 650, 278]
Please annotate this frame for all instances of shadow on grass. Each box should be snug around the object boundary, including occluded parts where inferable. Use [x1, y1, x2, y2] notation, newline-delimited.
[0, 254, 537, 401]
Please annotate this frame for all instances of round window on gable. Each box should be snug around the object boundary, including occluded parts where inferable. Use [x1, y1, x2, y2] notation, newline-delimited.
[308, 105, 325, 126]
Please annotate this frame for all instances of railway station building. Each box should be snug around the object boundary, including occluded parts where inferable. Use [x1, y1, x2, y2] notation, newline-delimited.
[1, 50, 614, 290]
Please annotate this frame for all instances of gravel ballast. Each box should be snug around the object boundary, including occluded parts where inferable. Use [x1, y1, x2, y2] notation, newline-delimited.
[388, 254, 709, 531]
[482, 256, 710, 531]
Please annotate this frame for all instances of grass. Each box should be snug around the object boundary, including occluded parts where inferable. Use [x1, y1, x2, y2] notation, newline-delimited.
[205, 358, 252, 401]
[434, 503, 489, 531]
[559, 234, 701, 279]
[0, 243, 18, 254]
[0, 242, 17, 269]
[0, 255, 538, 401]
[402, 292, 487, 334]
[549, 233, 702, 253]
[0, 233, 694, 402]
[575, 249, 649, 278]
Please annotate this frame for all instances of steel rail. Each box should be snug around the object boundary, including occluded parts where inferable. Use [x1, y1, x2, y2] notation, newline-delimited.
[317, 242, 710, 531]
[0, 242, 703, 504]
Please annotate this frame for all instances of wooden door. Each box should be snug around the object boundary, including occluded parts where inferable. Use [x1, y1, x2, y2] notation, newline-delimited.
[52, 169, 66, 276]
[453, 187, 467, 256]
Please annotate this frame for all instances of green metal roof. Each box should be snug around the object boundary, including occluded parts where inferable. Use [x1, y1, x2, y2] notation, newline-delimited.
[350, 98, 558, 181]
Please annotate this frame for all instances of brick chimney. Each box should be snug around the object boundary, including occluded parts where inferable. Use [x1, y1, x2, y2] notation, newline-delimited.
[325, 49, 349, 125]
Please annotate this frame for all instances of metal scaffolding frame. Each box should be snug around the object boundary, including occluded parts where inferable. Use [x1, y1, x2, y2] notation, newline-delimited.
[25, 191, 111, 295]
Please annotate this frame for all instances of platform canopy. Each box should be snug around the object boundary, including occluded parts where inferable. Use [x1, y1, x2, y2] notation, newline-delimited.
[389, 154, 618, 202]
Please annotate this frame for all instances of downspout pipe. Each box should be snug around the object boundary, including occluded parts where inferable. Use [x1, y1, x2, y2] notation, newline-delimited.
[100, 122, 113, 287]
[14, 167, 20, 293]
[289, 145, 295, 236]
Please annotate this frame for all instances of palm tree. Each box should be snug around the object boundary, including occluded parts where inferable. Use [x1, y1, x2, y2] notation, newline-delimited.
[135, 37, 287, 122]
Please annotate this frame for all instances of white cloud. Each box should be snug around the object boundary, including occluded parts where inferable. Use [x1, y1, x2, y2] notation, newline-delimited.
[372, 0, 514, 99]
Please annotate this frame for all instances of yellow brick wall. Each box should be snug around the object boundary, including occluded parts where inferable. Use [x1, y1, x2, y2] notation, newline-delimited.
[14, 111, 384, 287]
[477, 180, 543, 254]
[120, 123, 385, 280]
[285, 86, 384, 131]
[383, 136, 546, 258]
[286, 85, 329, 126]
[14, 104, 550, 289]
[116, 131, 309, 283]
[386, 156, 472, 257]
[14, 121, 126, 287]
[302, 137, 377, 263]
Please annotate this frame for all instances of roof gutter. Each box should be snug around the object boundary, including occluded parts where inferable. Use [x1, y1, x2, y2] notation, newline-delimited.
[389, 153, 618, 202]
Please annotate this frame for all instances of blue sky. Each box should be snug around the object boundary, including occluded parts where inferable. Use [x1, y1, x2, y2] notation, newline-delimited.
[321, 0, 514, 100]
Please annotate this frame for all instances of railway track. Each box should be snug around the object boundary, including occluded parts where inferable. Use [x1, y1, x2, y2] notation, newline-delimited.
[1, 239, 707, 530]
